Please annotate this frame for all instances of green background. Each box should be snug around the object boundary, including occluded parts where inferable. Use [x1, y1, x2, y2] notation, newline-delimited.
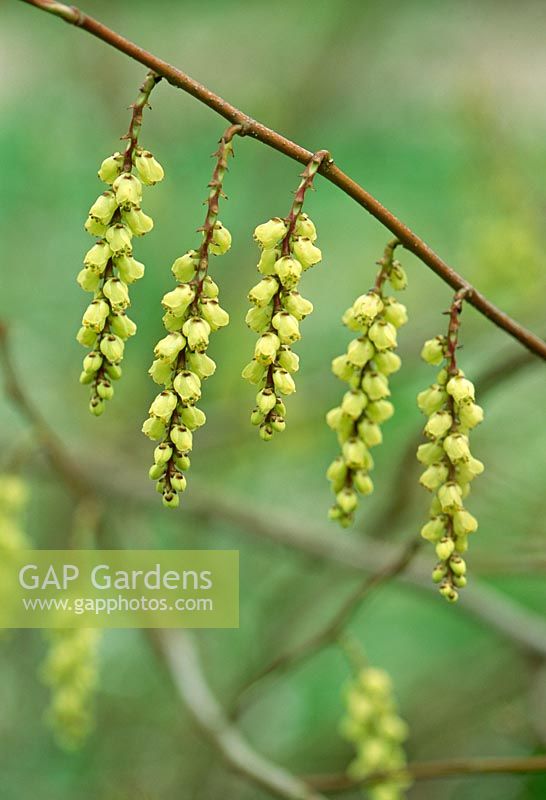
[1, 0, 545, 798]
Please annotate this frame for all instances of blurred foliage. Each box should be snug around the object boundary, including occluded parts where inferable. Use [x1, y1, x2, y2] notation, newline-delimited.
[0, 1, 545, 798]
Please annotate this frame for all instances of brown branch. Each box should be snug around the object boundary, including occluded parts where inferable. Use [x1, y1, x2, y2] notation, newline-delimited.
[121, 69, 161, 171]
[19, 0, 546, 360]
[305, 753, 546, 792]
[231, 537, 422, 717]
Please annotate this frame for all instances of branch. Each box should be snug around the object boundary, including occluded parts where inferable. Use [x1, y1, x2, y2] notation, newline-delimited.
[19, 0, 546, 359]
[305, 754, 546, 792]
[151, 630, 329, 800]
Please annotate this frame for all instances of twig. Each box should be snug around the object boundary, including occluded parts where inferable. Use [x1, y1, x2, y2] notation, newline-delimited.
[151, 630, 329, 800]
[18, 0, 546, 359]
[305, 753, 546, 792]
[231, 537, 422, 717]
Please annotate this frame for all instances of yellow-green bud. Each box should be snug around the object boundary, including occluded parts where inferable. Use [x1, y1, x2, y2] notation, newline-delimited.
[272, 311, 300, 344]
[162, 491, 180, 509]
[294, 213, 317, 241]
[185, 351, 216, 379]
[374, 350, 401, 375]
[82, 299, 109, 331]
[172, 251, 198, 282]
[366, 400, 395, 424]
[449, 554, 466, 576]
[421, 517, 446, 542]
[133, 150, 164, 185]
[98, 152, 123, 184]
[259, 423, 274, 441]
[84, 216, 107, 237]
[458, 400, 484, 429]
[357, 419, 382, 448]
[113, 254, 145, 284]
[256, 388, 277, 415]
[162, 284, 195, 316]
[452, 509, 478, 536]
[326, 457, 347, 486]
[248, 276, 279, 307]
[89, 397, 105, 416]
[154, 443, 172, 465]
[382, 298, 408, 328]
[142, 416, 166, 440]
[154, 332, 186, 361]
[277, 347, 299, 373]
[346, 338, 375, 367]
[170, 472, 187, 493]
[77, 268, 101, 293]
[291, 236, 322, 269]
[209, 222, 231, 255]
[439, 580, 458, 602]
[109, 311, 137, 339]
[96, 378, 113, 400]
[103, 277, 130, 310]
[436, 536, 455, 561]
[182, 317, 211, 352]
[257, 247, 279, 275]
[84, 241, 111, 272]
[416, 441, 445, 465]
[432, 562, 448, 582]
[88, 191, 118, 225]
[170, 425, 193, 452]
[241, 359, 267, 385]
[82, 351, 103, 373]
[105, 224, 133, 254]
[199, 299, 229, 330]
[173, 370, 201, 404]
[104, 363, 122, 380]
[179, 406, 206, 430]
[368, 320, 397, 351]
[332, 355, 355, 381]
[336, 488, 358, 514]
[250, 408, 264, 426]
[122, 207, 154, 236]
[446, 374, 475, 403]
[245, 304, 273, 334]
[352, 291, 383, 324]
[254, 332, 280, 365]
[456, 457, 484, 483]
[112, 173, 142, 208]
[341, 390, 367, 419]
[419, 462, 449, 491]
[443, 433, 471, 463]
[149, 390, 177, 421]
[424, 410, 453, 439]
[282, 291, 314, 319]
[254, 218, 288, 248]
[417, 384, 447, 416]
[353, 471, 374, 495]
[270, 414, 286, 433]
[342, 438, 368, 470]
[388, 260, 408, 290]
[274, 256, 302, 289]
[362, 371, 390, 400]
[421, 336, 446, 365]
[437, 481, 463, 513]
[273, 368, 296, 395]
[148, 358, 174, 385]
[100, 334, 125, 364]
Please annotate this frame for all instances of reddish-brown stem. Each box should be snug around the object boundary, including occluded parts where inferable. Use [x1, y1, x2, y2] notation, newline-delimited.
[122, 70, 161, 171]
[19, 0, 546, 359]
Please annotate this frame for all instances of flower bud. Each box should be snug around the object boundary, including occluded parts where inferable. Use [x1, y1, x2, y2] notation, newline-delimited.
[346, 338, 375, 367]
[250, 408, 264, 426]
[104, 363, 122, 380]
[77, 268, 101, 293]
[172, 251, 198, 282]
[179, 406, 206, 430]
[245, 304, 273, 333]
[100, 334, 125, 364]
[209, 222, 231, 255]
[452, 573, 467, 588]
[443, 433, 471, 463]
[82, 351, 103, 373]
[416, 441, 444, 465]
[270, 414, 286, 433]
[439, 581, 458, 602]
[437, 481, 463, 512]
[173, 370, 201, 404]
[162, 284, 195, 316]
[182, 317, 211, 352]
[170, 425, 193, 452]
[170, 472, 187, 493]
[89, 191, 118, 225]
[274, 256, 302, 289]
[142, 416, 166, 441]
[199, 299, 229, 330]
[272, 311, 301, 344]
[374, 350, 401, 375]
[148, 358, 174, 385]
[259, 423, 274, 441]
[456, 457, 484, 483]
[77, 326, 97, 348]
[154, 443, 172, 465]
[388, 260, 408, 290]
[122, 207, 154, 236]
[98, 152, 123, 184]
[342, 438, 368, 470]
[341, 390, 367, 419]
[113, 173, 142, 207]
[273, 368, 296, 395]
[446, 375, 475, 404]
[352, 292, 383, 324]
[435, 536, 455, 561]
[282, 291, 314, 320]
[421, 337, 446, 365]
[326, 457, 347, 486]
[417, 384, 447, 416]
[109, 311, 137, 339]
[366, 400, 394, 424]
[341, 307, 364, 332]
[248, 276, 279, 307]
[382, 298, 408, 328]
[82, 299, 109, 331]
[452, 509, 478, 536]
[175, 453, 192, 472]
[254, 218, 288, 248]
[114, 254, 145, 284]
[457, 400, 484, 429]
[331, 355, 355, 381]
[291, 236, 322, 269]
[241, 360, 267, 385]
[186, 351, 216, 379]
[336, 488, 358, 514]
[277, 347, 299, 373]
[103, 277, 130, 309]
[357, 419, 382, 448]
[353, 471, 374, 495]
[133, 150, 164, 185]
[294, 213, 317, 241]
[105, 224, 133, 254]
[419, 462, 449, 491]
[84, 241, 111, 272]
[162, 491, 180, 509]
[149, 390, 178, 421]
[368, 320, 397, 351]
[257, 248, 279, 275]
[84, 216, 107, 237]
[254, 332, 280, 365]
[362, 371, 390, 400]
[89, 397, 105, 416]
[432, 562, 448, 582]
[449, 554, 466, 576]
[154, 332, 186, 361]
[421, 517, 446, 542]
[424, 410, 453, 439]
[256, 388, 277, 415]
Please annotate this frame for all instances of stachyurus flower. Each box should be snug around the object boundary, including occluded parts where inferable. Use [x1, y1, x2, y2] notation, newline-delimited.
[41, 628, 101, 749]
[242, 150, 330, 440]
[77, 71, 163, 416]
[417, 290, 484, 602]
[326, 241, 408, 527]
[142, 125, 239, 508]
[340, 654, 410, 800]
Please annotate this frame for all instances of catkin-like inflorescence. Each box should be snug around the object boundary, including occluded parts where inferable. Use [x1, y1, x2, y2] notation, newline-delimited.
[41, 628, 101, 749]
[242, 152, 328, 440]
[417, 292, 484, 602]
[326, 242, 408, 527]
[340, 665, 410, 800]
[0, 473, 30, 615]
[142, 128, 237, 508]
[77, 72, 163, 416]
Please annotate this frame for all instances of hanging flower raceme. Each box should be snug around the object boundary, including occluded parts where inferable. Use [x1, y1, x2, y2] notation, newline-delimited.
[340, 663, 410, 799]
[326, 242, 408, 527]
[417, 290, 484, 602]
[0, 474, 30, 613]
[142, 125, 239, 508]
[242, 150, 329, 440]
[41, 628, 101, 749]
[77, 71, 163, 416]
